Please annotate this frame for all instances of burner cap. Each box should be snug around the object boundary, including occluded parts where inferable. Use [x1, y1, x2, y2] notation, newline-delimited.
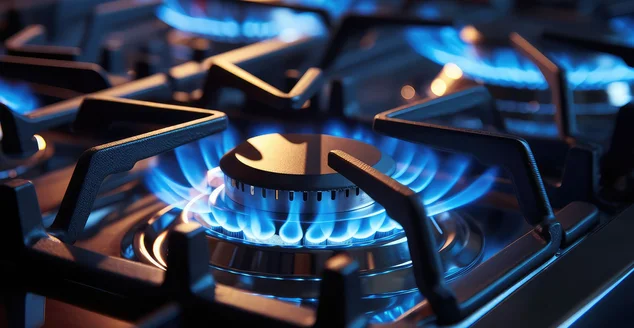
[220, 133, 394, 191]
[219, 133, 395, 213]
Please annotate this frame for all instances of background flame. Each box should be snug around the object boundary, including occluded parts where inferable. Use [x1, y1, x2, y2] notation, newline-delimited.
[0, 79, 39, 114]
[406, 25, 634, 91]
[156, 0, 327, 42]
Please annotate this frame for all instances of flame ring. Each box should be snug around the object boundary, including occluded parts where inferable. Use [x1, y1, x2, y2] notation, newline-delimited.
[123, 200, 484, 301]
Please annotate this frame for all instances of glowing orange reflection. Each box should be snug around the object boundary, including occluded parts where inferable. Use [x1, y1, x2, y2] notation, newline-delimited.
[430, 79, 447, 96]
[443, 63, 463, 80]
[34, 134, 46, 151]
[460, 25, 482, 44]
[400, 85, 416, 100]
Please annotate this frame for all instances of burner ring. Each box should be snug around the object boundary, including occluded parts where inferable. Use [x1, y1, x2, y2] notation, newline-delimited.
[124, 201, 484, 301]
[196, 187, 410, 247]
[220, 133, 395, 213]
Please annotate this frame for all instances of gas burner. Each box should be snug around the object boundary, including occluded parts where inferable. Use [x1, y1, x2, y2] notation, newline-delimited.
[220, 133, 395, 213]
[406, 25, 634, 91]
[188, 132, 404, 247]
[156, 0, 329, 43]
[405, 4, 634, 137]
[128, 122, 500, 307]
[143, 122, 497, 245]
[0, 79, 53, 179]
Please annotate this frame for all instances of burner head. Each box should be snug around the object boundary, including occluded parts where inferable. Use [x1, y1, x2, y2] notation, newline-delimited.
[219, 133, 395, 213]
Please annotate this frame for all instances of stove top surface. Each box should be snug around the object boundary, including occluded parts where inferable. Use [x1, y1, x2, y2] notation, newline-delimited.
[1, 0, 634, 327]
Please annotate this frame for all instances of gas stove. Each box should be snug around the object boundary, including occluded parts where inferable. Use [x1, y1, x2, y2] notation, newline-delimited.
[1, 0, 634, 327]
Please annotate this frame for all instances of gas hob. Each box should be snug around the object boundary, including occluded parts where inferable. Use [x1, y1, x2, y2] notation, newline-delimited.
[1, 1, 634, 327]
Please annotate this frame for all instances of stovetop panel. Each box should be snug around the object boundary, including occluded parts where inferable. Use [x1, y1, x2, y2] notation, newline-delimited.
[1, 0, 633, 327]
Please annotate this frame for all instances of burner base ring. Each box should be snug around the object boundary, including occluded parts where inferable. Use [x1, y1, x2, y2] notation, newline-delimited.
[124, 202, 484, 301]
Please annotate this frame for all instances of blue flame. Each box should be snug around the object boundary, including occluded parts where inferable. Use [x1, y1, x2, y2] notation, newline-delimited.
[0, 79, 38, 114]
[369, 292, 423, 323]
[405, 26, 634, 90]
[156, 0, 329, 42]
[146, 121, 497, 247]
[610, 16, 634, 47]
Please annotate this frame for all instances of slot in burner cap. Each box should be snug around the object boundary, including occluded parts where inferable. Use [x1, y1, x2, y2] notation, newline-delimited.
[219, 133, 395, 213]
